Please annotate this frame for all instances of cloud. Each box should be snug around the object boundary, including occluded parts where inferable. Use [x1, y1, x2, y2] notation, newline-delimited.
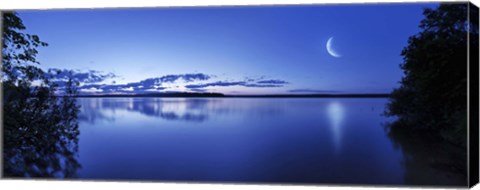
[185, 81, 246, 89]
[244, 84, 283, 88]
[46, 68, 117, 84]
[288, 89, 341, 93]
[256, 80, 288, 84]
[189, 88, 208, 92]
[80, 87, 103, 93]
[185, 79, 287, 89]
[78, 83, 156, 94]
[136, 73, 211, 86]
[119, 73, 211, 90]
[76, 73, 212, 94]
[48, 68, 287, 95]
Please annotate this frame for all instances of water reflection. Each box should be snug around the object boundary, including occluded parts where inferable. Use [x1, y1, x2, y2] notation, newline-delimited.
[7, 97, 466, 185]
[78, 98, 210, 123]
[386, 121, 467, 186]
[76, 98, 412, 185]
[327, 102, 344, 153]
[77, 98, 285, 124]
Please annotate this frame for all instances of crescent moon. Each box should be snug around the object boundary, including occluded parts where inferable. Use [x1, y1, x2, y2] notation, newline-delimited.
[326, 37, 342, 58]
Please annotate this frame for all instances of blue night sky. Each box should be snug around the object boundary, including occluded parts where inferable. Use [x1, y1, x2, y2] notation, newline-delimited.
[18, 3, 437, 95]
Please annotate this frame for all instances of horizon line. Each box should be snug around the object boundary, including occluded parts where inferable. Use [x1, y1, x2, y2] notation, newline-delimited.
[71, 92, 391, 98]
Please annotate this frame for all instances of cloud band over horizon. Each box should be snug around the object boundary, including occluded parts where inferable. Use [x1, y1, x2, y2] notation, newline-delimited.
[46, 68, 290, 95]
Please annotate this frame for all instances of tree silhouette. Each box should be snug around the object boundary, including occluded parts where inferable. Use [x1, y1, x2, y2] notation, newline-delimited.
[385, 3, 478, 185]
[386, 3, 478, 147]
[2, 12, 81, 178]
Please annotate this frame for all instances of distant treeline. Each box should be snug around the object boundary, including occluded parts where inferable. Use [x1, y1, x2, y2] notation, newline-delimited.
[226, 93, 390, 98]
[74, 92, 390, 98]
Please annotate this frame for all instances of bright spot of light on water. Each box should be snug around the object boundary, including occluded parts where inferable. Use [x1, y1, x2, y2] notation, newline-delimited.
[327, 101, 345, 154]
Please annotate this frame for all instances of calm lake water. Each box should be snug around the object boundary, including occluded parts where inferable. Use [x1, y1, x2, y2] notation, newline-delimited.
[74, 97, 465, 186]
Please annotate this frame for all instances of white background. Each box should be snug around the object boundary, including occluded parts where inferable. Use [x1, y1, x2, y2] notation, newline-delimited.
[0, 0, 479, 189]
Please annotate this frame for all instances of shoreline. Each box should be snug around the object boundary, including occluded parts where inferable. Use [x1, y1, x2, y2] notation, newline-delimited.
[72, 94, 391, 98]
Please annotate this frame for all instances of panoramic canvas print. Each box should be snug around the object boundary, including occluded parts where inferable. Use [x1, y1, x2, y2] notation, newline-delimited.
[1, 2, 479, 187]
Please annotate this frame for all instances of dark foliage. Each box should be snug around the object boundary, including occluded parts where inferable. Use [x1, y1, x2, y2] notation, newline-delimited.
[2, 12, 81, 178]
[386, 3, 478, 147]
[385, 3, 478, 185]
